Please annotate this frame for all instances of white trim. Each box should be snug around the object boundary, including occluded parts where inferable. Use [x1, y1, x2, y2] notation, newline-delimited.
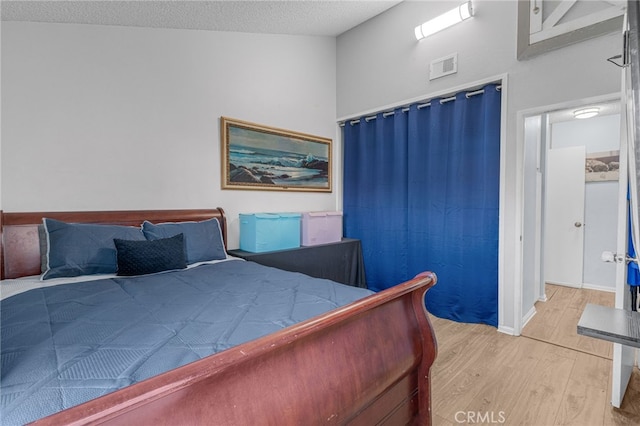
[534, 157, 543, 303]
[498, 325, 515, 335]
[513, 93, 526, 337]
[542, 114, 552, 300]
[521, 305, 537, 330]
[334, 123, 344, 212]
[545, 280, 582, 289]
[498, 74, 511, 335]
[582, 282, 616, 293]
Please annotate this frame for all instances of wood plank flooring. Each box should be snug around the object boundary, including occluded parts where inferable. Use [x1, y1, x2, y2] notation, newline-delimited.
[522, 284, 614, 359]
[429, 284, 640, 425]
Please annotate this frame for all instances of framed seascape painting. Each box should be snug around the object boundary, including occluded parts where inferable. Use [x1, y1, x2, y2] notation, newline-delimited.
[220, 117, 332, 192]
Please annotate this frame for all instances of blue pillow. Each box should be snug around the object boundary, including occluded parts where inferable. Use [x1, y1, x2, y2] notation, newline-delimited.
[141, 218, 226, 264]
[114, 233, 187, 276]
[42, 218, 146, 280]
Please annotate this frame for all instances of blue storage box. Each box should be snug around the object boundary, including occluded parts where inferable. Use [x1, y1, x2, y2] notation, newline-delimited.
[239, 213, 301, 253]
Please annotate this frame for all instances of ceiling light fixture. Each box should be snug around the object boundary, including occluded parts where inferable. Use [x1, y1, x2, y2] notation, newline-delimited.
[573, 107, 600, 119]
[415, 1, 474, 41]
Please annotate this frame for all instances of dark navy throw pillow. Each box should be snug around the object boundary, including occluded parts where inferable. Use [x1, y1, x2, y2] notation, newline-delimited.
[114, 233, 187, 276]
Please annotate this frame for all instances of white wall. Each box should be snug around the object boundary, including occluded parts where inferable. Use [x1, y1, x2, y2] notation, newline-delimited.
[0, 17, 3, 212]
[1, 22, 338, 248]
[551, 113, 621, 291]
[336, 0, 622, 332]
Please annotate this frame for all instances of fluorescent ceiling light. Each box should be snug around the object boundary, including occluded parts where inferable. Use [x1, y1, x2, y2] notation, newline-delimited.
[415, 1, 474, 41]
[573, 107, 600, 119]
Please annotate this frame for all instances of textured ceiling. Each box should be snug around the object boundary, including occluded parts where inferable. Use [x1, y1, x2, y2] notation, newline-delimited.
[0, 0, 403, 37]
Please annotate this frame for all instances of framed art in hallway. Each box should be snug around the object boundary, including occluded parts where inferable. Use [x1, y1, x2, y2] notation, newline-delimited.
[585, 150, 619, 182]
[220, 117, 332, 192]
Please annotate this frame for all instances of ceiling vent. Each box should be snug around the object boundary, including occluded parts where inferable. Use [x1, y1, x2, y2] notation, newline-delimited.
[429, 53, 458, 80]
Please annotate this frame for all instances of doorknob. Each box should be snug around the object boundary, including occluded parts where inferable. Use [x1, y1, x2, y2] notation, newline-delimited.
[602, 251, 635, 263]
[574, 222, 583, 227]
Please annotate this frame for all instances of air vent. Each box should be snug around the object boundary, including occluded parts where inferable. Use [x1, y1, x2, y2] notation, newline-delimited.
[429, 53, 458, 80]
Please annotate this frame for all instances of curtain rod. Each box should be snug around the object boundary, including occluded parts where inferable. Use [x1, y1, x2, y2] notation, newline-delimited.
[343, 85, 501, 127]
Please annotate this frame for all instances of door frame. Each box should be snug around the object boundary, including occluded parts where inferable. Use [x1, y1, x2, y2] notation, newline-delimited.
[515, 92, 621, 335]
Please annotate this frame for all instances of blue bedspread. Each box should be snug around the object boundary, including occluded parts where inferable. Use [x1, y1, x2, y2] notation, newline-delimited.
[1, 260, 373, 425]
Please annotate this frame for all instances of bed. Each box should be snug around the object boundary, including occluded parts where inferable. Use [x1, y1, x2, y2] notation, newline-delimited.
[0, 208, 437, 425]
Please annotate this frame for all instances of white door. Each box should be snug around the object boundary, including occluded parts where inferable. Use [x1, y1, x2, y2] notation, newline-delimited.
[611, 31, 636, 404]
[544, 146, 586, 287]
[611, 105, 634, 407]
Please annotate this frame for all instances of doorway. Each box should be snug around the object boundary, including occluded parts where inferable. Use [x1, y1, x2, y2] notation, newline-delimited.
[545, 104, 621, 290]
[522, 98, 621, 325]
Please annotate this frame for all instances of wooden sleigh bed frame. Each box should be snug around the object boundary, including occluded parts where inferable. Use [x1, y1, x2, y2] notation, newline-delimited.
[0, 208, 437, 425]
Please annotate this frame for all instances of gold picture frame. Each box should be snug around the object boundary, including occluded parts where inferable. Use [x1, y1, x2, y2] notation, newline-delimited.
[220, 117, 332, 192]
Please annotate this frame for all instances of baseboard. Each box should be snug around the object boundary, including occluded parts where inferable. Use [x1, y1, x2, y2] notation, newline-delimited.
[582, 282, 616, 293]
[546, 281, 616, 293]
[545, 280, 581, 288]
[521, 306, 537, 329]
[498, 325, 516, 336]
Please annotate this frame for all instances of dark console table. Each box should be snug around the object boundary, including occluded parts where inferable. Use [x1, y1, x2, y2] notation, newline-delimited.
[228, 238, 367, 288]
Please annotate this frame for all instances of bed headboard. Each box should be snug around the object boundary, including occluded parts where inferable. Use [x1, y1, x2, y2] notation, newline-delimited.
[0, 208, 227, 280]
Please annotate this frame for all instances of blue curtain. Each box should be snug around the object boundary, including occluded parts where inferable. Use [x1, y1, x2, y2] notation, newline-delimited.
[343, 84, 501, 326]
[343, 109, 409, 290]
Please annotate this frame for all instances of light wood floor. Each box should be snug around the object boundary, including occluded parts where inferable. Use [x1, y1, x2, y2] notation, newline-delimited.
[429, 284, 640, 425]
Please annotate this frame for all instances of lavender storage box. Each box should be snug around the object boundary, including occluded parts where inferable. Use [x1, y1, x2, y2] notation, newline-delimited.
[300, 211, 343, 246]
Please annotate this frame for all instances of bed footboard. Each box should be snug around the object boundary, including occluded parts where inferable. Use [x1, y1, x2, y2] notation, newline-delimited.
[32, 272, 437, 425]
